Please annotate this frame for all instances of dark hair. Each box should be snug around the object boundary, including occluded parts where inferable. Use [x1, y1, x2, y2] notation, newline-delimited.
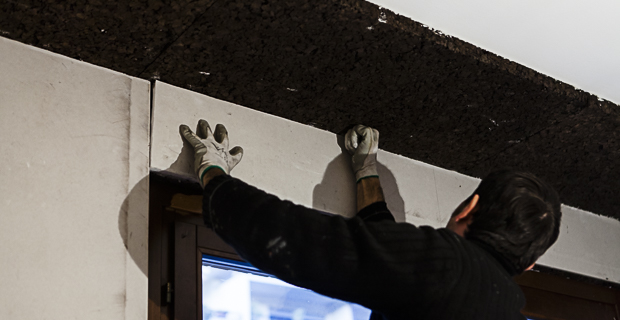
[464, 170, 562, 273]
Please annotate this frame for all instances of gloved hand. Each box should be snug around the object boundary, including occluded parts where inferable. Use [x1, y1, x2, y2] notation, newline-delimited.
[345, 125, 379, 182]
[179, 119, 243, 185]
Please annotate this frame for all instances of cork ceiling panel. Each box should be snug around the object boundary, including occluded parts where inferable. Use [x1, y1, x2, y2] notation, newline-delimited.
[141, 1, 583, 164]
[0, 0, 215, 75]
[466, 103, 620, 216]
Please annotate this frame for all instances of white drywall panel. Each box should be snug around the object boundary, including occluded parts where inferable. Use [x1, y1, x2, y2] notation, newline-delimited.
[368, 0, 620, 105]
[0, 37, 150, 320]
[538, 206, 620, 283]
[151, 81, 620, 284]
[152, 81, 443, 221]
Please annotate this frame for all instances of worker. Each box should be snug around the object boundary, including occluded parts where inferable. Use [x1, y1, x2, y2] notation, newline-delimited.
[179, 119, 562, 320]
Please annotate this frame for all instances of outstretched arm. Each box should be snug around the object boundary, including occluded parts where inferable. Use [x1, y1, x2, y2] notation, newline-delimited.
[180, 120, 450, 314]
[203, 175, 456, 315]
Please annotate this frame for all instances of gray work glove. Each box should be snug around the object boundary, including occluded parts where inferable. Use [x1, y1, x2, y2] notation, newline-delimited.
[179, 119, 243, 185]
[345, 125, 379, 182]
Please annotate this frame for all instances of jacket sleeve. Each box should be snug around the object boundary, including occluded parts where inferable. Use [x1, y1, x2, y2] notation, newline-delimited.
[203, 175, 459, 313]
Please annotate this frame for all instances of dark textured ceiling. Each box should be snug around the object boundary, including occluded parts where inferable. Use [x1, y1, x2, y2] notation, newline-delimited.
[2, 0, 618, 219]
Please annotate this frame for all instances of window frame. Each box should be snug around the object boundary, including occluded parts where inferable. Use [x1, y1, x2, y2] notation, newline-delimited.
[515, 269, 620, 319]
[148, 173, 244, 320]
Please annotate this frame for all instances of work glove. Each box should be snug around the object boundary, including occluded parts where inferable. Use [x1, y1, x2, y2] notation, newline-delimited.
[179, 119, 243, 185]
[345, 125, 379, 182]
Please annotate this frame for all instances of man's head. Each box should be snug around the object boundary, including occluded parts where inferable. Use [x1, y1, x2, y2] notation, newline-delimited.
[446, 170, 562, 273]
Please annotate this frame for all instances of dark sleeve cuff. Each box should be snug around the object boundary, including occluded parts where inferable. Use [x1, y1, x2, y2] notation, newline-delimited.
[202, 174, 236, 227]
[357, 201, 395, 222]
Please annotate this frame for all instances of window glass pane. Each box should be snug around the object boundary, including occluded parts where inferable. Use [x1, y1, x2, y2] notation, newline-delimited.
[202, 255, 372, 320]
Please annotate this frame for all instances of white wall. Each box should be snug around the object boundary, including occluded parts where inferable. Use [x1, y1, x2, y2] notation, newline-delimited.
[151, 81, 620, 284]
[0, 37, 150, 320]
[367, 0, 620, 105]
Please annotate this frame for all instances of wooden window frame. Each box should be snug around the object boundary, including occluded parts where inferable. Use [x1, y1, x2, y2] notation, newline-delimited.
[148, 172, 244, 320]
[515, 268, 620, 319]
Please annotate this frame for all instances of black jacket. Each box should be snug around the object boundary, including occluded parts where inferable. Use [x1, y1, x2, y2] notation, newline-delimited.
[203, 175, 526, 320]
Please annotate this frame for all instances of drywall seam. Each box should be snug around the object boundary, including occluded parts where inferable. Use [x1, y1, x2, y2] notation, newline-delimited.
[148, 80, 157, 168]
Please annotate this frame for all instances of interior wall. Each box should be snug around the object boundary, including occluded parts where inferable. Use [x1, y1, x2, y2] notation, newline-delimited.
[151, 81, 620, 284]
[0, 37, 150, 320]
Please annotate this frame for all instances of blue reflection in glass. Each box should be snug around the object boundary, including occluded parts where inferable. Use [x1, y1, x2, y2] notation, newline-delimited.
[202, 254, 371, 320]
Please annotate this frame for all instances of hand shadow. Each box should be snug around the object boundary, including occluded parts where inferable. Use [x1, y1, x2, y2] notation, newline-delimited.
[118, 174, 149, 276]
[312, 135, 406, 222]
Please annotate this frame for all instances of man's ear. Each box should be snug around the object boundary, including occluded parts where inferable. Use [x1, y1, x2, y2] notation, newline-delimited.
[455, 194, 479, 222]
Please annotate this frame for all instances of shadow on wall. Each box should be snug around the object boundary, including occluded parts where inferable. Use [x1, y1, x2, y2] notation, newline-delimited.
[376, 162, 406, 223]
[118, 132, 406, 276]
[118, 174, 150, 276]
[119, 137, 199, 278]
[312, 136, 406, 222]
